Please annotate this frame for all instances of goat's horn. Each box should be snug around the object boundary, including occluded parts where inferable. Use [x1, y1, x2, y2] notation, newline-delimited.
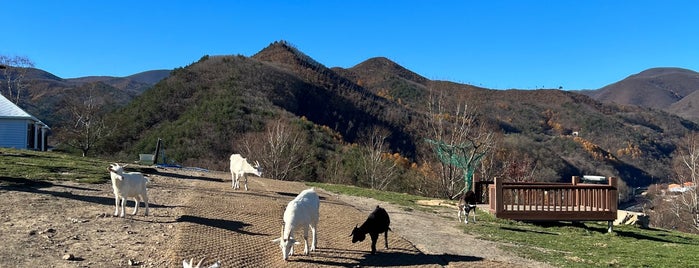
[196, 257, 204, 268]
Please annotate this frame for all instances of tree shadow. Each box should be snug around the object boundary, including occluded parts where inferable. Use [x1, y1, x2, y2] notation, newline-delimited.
[176, 215, 266, 236]
[500, 226, 559, 235]
[153, 171, 224, 182]
[0, 176, 175, 209]
[614, 230, 697, 245]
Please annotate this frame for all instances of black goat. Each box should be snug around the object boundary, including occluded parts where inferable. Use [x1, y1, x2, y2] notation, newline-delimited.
[350, 205, 391, 254]
[457, 190, 477, 224]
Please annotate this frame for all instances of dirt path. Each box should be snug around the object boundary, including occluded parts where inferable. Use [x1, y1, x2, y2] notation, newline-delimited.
[0, 167, 552, 267]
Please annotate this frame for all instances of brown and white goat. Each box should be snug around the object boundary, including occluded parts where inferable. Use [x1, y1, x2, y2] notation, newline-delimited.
[457, 190, 477, 224]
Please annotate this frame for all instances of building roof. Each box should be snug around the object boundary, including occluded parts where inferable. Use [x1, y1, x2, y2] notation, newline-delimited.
[0, 93, 49, 128]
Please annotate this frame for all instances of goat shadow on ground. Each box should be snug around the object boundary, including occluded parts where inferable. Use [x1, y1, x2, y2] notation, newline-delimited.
[294, 248, 483, 267]
[0, 176, 176, 209]
[276, 191, 327, 200]
[176, 215, 266, 236]
[151, 170, 224, 183]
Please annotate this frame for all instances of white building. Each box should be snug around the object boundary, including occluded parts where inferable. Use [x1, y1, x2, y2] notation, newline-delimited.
[0, 94, 50, 151]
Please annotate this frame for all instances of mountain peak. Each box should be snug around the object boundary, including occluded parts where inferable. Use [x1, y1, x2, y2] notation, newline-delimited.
[351, 57, 428, 85]
[630, 67, 699, 79]
[252, 40, 325, 71]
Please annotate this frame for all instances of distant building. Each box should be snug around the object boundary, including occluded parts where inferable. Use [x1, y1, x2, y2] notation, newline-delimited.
[668, 182, 695, 193]
[0, 94, 50, 151]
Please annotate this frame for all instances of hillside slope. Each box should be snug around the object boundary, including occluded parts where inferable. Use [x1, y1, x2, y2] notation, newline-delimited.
[9, 42, 699, 191]
[583, 68, 699, 119]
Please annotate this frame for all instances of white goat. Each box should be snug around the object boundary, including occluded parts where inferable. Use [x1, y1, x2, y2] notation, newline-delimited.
[182, 258, 220, 268]
[108, 163, 149, 217]
[229, 154, 261, 191]
[271, 188, 320, 261]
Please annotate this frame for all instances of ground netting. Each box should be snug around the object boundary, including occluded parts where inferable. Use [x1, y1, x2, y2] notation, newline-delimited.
[164, 172, 518, 267]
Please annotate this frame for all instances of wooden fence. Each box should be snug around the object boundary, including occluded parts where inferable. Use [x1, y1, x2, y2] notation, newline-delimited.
[487, 176, 618, 231]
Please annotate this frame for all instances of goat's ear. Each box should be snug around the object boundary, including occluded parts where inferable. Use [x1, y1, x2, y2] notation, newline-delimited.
[271, 238, 281, 243]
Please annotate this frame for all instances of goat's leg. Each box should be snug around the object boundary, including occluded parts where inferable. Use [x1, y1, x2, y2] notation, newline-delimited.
[141, 194, 149, 216]
[132, 197, 139, 215]
[457, 207, 463, 222]
[243, 174, 248, 191]
[119, 197, 126, 217]
[384, 230, 389, 249]
[464, 207, 470, 224]
[114, 196, 120, 217]
[310, 224, 317, 252]
[369, 233, 379, 254]
[471, 206, 477, 223]
[302, 226, 310, 255]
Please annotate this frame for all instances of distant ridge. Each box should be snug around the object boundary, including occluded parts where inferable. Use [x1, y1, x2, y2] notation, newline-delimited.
[584, 67, 699, 110]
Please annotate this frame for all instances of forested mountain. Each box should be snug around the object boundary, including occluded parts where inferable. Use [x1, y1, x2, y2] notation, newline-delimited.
[1, 68, 169, 125]
[7, 41, 699, 196]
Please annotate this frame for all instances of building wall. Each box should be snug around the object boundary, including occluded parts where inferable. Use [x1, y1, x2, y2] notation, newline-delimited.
[0, 119, 29, 149]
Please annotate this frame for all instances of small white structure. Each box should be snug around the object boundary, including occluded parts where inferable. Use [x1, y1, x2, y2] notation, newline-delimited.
[582, 175, 607, 184]
[0, 94, 50, 151]
[229, 154, 261, 191]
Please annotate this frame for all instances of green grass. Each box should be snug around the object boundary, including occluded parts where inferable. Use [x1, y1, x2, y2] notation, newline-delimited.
[306, 182, 432, 211]
[463, 214, 699, 267]
[0, 148, 111, 184]
[308, 181, 699, 267]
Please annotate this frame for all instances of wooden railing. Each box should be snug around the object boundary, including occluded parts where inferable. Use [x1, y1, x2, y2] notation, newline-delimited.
[488, 176, 618, 222]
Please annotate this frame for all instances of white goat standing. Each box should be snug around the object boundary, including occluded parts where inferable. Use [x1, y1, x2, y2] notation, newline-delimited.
[271, 188, 320, 261]
[229, 154, 261, 191]
[108, 163, 149, 217]
[182, 258, 220, 268]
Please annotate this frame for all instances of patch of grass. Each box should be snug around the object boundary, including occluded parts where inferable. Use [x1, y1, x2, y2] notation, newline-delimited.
[0, 148, 111, 184]
[306, 181, 699, 267]
[305, 182, 430, 209]
[463, 213, 699, 267]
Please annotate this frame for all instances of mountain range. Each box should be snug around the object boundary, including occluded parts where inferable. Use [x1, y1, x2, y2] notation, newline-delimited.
[6, 41, 699, 193]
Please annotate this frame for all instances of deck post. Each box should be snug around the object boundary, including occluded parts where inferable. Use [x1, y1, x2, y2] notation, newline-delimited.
[494, 177, 503, 215]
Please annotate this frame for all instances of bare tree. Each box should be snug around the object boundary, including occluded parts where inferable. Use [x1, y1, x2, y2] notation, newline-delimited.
[671, 133, 699, 231]
[359, 127, 399, 190]
[426, 89, 495, 198]
[240, 119, 310, 181]
[56, 83, 113, 157]
[0, 55, 35, 104]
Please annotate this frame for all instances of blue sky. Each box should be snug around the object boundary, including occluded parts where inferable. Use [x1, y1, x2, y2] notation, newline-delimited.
[3, 1, 698, 90]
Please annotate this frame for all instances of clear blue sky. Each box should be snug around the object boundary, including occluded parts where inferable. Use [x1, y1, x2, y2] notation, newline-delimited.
[3, 1, 698, 90]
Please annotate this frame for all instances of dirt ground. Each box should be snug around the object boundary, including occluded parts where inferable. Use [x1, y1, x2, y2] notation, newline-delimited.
[0, 167, 551, 267]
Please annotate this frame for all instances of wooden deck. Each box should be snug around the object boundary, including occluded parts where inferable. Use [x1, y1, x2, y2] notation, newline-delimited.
[487, 176, 618, 231]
